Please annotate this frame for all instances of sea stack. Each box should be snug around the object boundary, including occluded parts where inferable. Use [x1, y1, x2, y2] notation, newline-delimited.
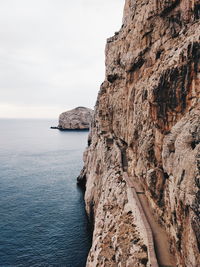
[79, 1, 200, 266]
[58, 107, 93, 130]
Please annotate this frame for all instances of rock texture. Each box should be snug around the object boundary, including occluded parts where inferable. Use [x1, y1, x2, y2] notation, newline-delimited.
[79, 1, 200, 266]
[58, 107, 93, 130]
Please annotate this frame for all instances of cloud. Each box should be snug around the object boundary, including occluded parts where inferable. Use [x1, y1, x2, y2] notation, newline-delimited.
[0, 0, 124, 118]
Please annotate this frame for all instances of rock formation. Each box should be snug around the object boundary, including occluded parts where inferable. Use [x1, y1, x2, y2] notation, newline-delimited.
[58, 107, 93, 130]
[79, 0, 200, 266]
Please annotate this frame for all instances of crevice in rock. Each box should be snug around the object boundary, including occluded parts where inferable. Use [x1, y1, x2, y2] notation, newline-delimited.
[116, 138, 128, 172]
[160, 0, 181, 17]
[194, 4, 200, 20]
[128, 56, 145, 73]
[156, 49, 163, 59]
[107, 74, 119, 83]
[89, 200, 95, 232]
[191, 140, 198, 149]
[77, 167, 87, 190]
[178, 170, 185, 186]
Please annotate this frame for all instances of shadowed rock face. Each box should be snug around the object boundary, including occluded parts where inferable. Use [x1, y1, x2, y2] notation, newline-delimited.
[58, 107, 93, 130]
[79, 0, 200, 266]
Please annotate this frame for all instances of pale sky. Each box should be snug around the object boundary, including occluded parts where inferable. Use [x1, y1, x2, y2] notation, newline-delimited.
[0, 0, 124, 118]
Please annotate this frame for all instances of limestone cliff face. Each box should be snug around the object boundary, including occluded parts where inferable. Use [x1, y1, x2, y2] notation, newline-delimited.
[58, 107, 93, 130]
[80, 1, 200, 266]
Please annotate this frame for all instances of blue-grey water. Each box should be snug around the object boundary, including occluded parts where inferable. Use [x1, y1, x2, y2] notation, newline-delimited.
[0, 119, 92, 267]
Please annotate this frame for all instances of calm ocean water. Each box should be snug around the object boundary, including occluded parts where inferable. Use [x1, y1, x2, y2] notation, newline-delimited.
[0, 119, 92, 267]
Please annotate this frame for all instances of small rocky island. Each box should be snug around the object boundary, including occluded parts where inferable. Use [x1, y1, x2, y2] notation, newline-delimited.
[51, 106, 93, 130]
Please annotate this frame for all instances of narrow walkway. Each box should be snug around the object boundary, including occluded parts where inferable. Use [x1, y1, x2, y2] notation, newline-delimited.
[128, 178, 176, 267]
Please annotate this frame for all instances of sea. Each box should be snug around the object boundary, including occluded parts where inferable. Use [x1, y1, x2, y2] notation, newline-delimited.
[0, 119, 92, 267]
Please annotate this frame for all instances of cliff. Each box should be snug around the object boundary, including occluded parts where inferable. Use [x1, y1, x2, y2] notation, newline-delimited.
[58, 107, 93, 130]
[79, 1, 200, 266]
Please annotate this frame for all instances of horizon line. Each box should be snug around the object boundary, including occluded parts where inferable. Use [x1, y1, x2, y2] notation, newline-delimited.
[0, 117, 58, 120]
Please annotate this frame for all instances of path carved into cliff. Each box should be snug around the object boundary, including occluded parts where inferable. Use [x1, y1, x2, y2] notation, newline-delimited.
[124, 173, 176, 267]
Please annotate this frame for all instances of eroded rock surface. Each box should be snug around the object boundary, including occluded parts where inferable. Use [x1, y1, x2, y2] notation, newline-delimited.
[58, 107, 93, 130]
[79, 0, 200, 266]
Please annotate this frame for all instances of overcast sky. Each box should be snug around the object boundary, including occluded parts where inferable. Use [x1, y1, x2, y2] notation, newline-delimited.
[0, 0, 124, 118]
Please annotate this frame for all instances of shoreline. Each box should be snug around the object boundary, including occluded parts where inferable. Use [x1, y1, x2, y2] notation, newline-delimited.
[50, 126, 90, 131]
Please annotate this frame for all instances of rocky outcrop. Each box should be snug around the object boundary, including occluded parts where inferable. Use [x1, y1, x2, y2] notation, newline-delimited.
[79, 1, 200, 266]
[58, 107, 93, 130]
